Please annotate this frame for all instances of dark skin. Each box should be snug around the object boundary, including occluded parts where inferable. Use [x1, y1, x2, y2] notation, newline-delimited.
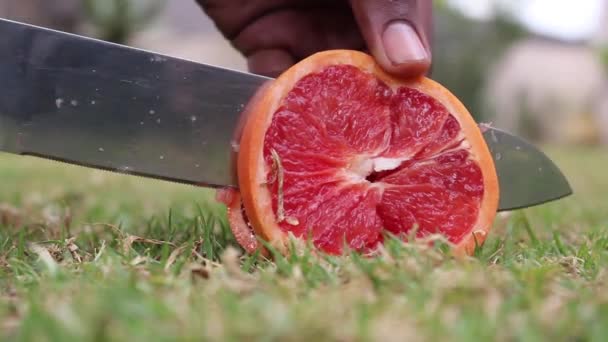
[196, 0, 433, 78]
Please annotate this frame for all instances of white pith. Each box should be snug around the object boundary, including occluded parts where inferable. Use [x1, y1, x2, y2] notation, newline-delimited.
[344, 155, 410, 184]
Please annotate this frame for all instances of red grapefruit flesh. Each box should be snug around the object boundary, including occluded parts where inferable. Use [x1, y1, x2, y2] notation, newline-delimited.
[224, 50, 498, 256]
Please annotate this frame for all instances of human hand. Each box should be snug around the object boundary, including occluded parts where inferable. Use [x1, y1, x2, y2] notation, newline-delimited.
[197, 0, 432, 78]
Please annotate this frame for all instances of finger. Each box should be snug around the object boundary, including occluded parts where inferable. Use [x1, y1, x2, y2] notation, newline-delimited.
[196, 0, 295, 39]
[349, 0, 432, 77]
[248, 49, 296, 77]
[233, 7, 364, 63]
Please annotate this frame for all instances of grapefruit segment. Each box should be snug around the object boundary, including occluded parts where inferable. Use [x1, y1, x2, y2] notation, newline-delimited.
[315, 186, 384, 254]
[416, 115, 463, 159]
[386, 87, 451, 157]
[220, 50, 499, 256]
[379, 185, 481, 243]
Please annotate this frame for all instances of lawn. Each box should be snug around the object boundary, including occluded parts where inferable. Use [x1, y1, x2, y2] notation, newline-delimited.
[0, 146, 607, 341]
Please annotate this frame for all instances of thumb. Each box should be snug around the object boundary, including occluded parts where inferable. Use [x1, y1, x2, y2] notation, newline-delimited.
[349, 0, 432, 78]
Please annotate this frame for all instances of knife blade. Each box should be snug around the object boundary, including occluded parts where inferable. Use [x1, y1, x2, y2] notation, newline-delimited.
[0, 18, 571, 211]
[0, 18, 269, 188]
[482, 128, 571, 211]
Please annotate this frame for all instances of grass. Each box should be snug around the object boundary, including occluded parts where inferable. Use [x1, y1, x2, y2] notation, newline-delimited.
[0, 146, 607, 341]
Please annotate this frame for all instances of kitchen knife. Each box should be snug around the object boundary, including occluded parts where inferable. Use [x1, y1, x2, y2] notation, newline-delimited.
[0, 18, 572, 211]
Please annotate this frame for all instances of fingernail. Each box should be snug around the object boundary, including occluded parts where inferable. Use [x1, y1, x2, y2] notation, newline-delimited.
[382, 21, 428, 65]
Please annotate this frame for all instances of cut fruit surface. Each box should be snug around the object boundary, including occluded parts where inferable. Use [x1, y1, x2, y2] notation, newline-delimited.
[216, 189, 260, 254]
[223, 50, 499, 256]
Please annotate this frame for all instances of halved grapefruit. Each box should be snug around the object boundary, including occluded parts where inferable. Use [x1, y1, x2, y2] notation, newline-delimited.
[219, 50, 499, 257]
